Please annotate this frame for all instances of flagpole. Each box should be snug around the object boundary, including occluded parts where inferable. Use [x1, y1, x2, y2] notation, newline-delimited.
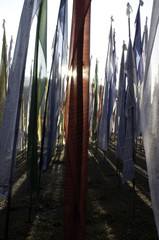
[126, 3, 132, 39]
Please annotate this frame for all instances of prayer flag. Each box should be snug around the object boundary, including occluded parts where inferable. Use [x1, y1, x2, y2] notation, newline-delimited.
[92, 59, 98, 141]
[0, 0, 42, 199]
[98, 19, 115, 151]
[64, 0, 91, 238]
[133, 3, 143, 137]
[40, 0, 68, 172]
[27, 0, 47, 194]
[122, 38, 136, 183]
[116, 44, 127, 160]
[140, 0, 159, 235]
[0, 20, 7, 127]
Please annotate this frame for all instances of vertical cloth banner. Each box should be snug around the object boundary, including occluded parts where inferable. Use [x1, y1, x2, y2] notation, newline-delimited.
[64, 0, 91, 239]
[40, 0, 68, 172]
[88, 80, 94, 137]
[26, 63, 33, 135]
[122, 38, 136, 183]
[98, 19, 114, 151]
[0, 21, 7, 127]
[133, 4, 143, 85]
[97, 84, 102, 135]
[27, 0, 47, 194]
[133, 3, 143, 138]
[140, 0, 159, 235]
[7, 36, 13, 83]
[0, 0, 42, 199]
[107, 29, 117, 140]
[116, 44, 127, 160]
[92, 59, 98, 141]
[17, 95, 25, 151]
[139, 17, 148, 114]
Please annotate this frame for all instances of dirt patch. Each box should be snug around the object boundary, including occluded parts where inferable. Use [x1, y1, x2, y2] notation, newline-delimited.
[0, 136, 158, 239]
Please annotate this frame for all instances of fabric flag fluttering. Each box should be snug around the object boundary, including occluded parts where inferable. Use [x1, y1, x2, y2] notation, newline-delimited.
[107, 28, 117, 139]
[89, 73, 94, 138]
[64, 0, 91, 238]
[133, 1, 143, 85]
[40, 0, 68, 172]
[98, 18, 115, 151]
[116, 43, 127, 160]
[139, 17, 148, 112]
[140, 0, 159, 235]
[0, 0, 43, 199]
[121, 2, 137, 183]
[141, 17, 148, 73]
[27, 0, 47, 194]
[17, 92, 25, 151]
[92, 59, 98, 141]
[7, 36, 13, 83]
[0, 20, 7, 128]
[97, 84, 102, 135]
[25, 62, 33, 136]
[122, 38, 136, 183]
[133, 1, 143, 138]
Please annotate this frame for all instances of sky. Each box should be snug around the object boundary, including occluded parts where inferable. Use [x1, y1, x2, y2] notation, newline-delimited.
[0, 0, 153, 84]
[90, 0, 153, 83]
